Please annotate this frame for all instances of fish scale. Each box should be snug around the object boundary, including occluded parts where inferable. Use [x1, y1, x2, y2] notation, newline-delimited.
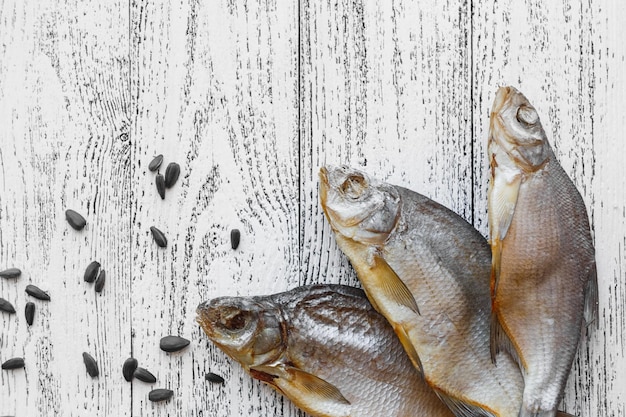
[488, 86, 597, 417]
[319, 165, 579, 417]
[197, 284, 455, 417]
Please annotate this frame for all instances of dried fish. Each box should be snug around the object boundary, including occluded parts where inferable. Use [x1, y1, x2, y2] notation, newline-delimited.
[488, 86, 597, 416]
[159, 336, 190, 353]
[25, 284, 50, 301]
[198, 284, 455, 417]
[65, 209, 87, 230]
[84, 261, 100, 283]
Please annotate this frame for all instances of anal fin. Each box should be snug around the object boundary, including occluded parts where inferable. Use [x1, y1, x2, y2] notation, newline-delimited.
[394, 324, 423, 376]
[251, 364, 351, 417]
[434, 389, 498, 417]
[490, 311, 524, 373]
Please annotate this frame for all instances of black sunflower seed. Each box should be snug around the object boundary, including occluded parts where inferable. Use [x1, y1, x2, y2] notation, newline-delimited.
[148, 154, 164, 172]
[1, 358, 25, 370]
[159, 336, 190, 353]
[122, 357, 138, 382]
[148, 388, 173, 402]
[83, 352, 99, 378]
[0, 268, 21, 279]
[94, 270, 106, 293]
[156, 174, 166, 199]
[134, 367, 157, 383]
[230, 229, 240, 250]
[25, 284, 50, 301]
[164, 162, 180, 188]
[205, 372, 225, 384]
[84, 261, 100, 283]
[150, 227, 167, 248]
[0, 298, 16, 314]
[25, 302, 35, 325]
[65, 209, 87, 230]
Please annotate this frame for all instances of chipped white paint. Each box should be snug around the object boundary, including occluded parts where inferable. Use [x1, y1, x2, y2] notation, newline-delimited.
[0, 0, 624, 416]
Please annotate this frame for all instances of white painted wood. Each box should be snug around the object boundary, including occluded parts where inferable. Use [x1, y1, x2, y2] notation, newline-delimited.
[0, 1, 132, 417]
[0, 0, 624, 416]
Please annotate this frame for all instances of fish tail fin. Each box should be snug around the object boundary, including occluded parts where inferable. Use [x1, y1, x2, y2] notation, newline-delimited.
[583, 262, 599, 332]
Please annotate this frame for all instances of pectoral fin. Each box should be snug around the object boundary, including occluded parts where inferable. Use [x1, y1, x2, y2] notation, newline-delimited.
[251, 364, 351, 417]
[488, 169, 521, 299]
[368, 254, 420, 316]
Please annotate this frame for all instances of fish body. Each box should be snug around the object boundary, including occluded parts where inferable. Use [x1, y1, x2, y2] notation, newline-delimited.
[197, 284, 454, 417]
[319, 166, 579, 417]
[319, 165, 524, 417]
[488, 87, 597, 417]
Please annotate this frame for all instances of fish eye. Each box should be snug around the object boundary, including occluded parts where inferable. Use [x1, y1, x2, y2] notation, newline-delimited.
[516, 104, 539, 126]
[219, 308, 250, 331]
[341, 174, 367, 200]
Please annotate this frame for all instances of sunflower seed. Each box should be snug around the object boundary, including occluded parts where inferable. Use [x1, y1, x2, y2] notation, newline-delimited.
[84, 261, 100, 283]
[83, 352, 99, 377]
[148, 388, 173, 402]
[25, 302, 35, 325]
[156, 174, 166, 199]
[205, 372, 225, 384]
[94, 270, 106, 293]
[1, 358, 25, 370]
[148, 154, 164, 172]
[65, 209, 87, 230]
[159, 336, 190, 353]
[230, 229, 240, 250]
[122, 357, 138, 382]
[25, 284, 50, 301]
[0, 268, 21, 279]
[164, 162, 180, 188]
[134, 367, 157, 383]
[150, 227, 167, 248]
[0, 298, 16, 314]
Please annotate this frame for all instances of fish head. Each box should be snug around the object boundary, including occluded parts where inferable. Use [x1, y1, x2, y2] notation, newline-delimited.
[489, 86, 550, 172]
[319, 165, 400, 246]
[197, 297, 286, 368]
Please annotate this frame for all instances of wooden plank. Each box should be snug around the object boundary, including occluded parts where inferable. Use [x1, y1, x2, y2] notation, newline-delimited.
[472, 0, 625, 415]
[129, 0, 300, 416]
[0, 1, 131, 416]
[300, 0, 473, 288]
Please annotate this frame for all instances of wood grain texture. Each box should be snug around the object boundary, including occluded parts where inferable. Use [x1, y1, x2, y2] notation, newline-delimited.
[0, 1, 131, 417]
[300, 0, 473, 288]
[472, 1, 624, 415]
[0, 0, 624, 416]
[130, 0, 300, 416]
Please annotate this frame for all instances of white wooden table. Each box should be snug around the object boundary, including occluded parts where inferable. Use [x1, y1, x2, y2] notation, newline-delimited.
[0, 0, 624, 416]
